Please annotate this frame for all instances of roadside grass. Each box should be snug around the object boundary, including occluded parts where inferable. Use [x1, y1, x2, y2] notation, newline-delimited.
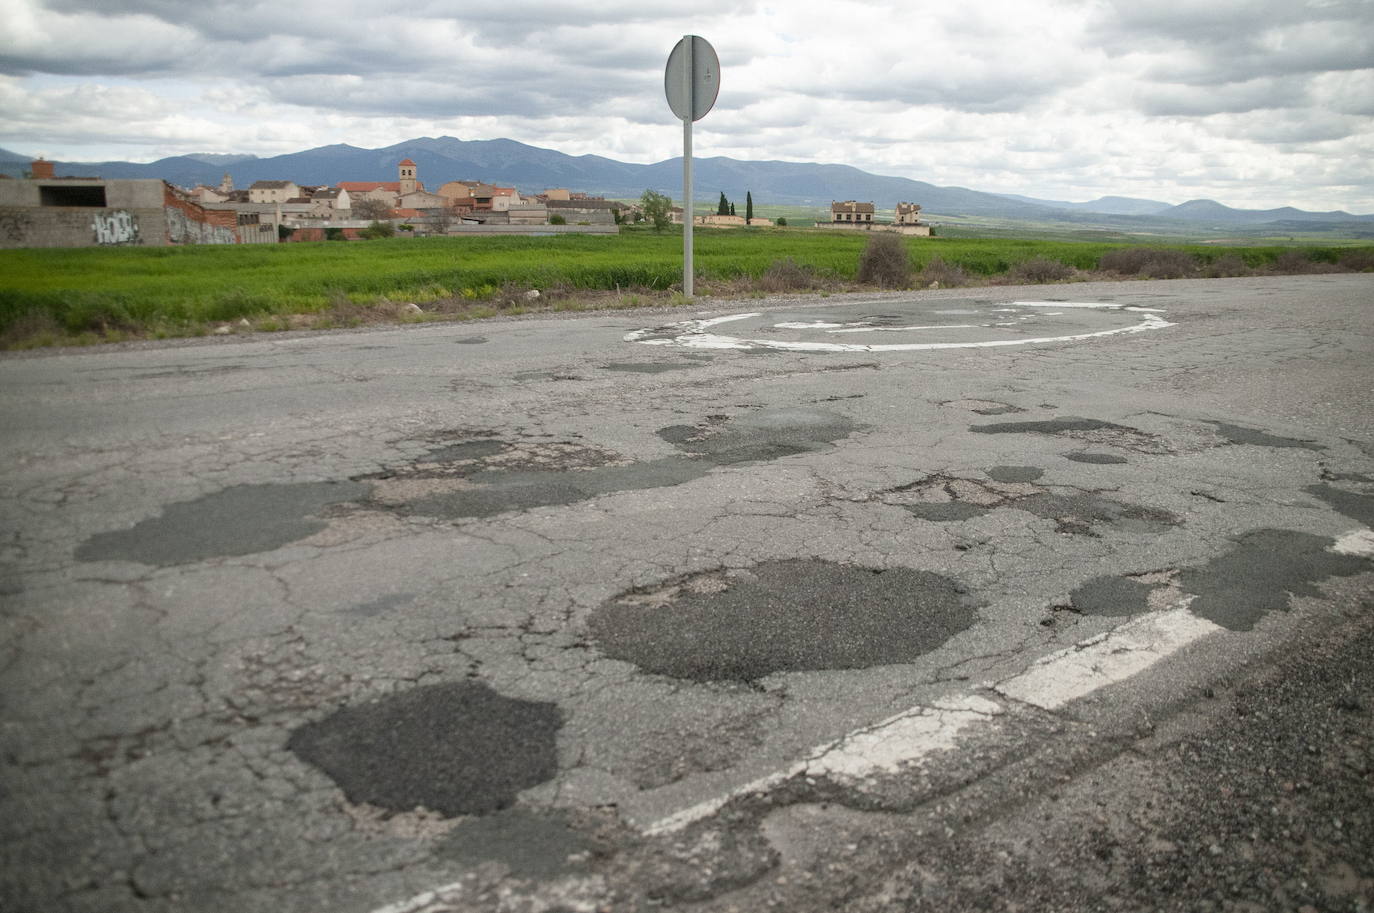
[1, 231, 1370, 349]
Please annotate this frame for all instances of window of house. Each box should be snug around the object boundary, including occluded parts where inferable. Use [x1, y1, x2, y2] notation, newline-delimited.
[39, 184, 107, 207]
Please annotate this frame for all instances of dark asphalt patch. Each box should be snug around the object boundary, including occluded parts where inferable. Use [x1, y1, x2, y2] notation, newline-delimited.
[589, 560, 977, 683]
[971, 417, 1126, 435]
[403, 409, 858, 520]
[969, 416, 1166, 453]
[987, 466, 1044, 483]
[453, 335, 488, 344]
[1070, 576, 1153, 616]
[287, 681, 561, 817]
[434, 809, 599, 880]
[972, 404, 1026, 416]
[601, 362, 702, 374]
[74, 480, 371, 566]
[1305, 483, 1374, 526]
[1207, 421, 1325, 451]
[904, 502, 988, 522]
[1180, 529, 1371, 631]
[1066, 452, 1129, 465]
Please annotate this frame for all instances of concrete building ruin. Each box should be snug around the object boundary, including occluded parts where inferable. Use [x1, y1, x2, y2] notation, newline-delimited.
[0, 162, 244, 248]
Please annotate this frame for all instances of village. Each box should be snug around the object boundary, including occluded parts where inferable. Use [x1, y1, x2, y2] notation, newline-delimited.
[0, 155, 929, 248]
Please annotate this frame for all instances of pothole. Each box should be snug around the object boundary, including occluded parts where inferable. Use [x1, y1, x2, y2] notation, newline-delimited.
[970, 416, 1169, 454]
[588, 560, 977, 683]
[365, 409, 859, 521]
[878, 475, 1178, 535]
[75, 480, 372, 565]
[287, 682, 561, 817]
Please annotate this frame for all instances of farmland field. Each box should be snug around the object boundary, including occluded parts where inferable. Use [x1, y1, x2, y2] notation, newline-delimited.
[1, 228, 1370, 348]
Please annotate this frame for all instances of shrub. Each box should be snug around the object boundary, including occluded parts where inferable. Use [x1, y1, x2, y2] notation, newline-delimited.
[776, 217, 788, 227]
[1100, 247, 1196, 279]
[759, 257, 814, 291]
[324, 227, 345, 241]
[856, 233, 910, 287]
[360, 220, 394, 240]
[1009, 256, 1073, 283]
[1139, 250, 1197, 279]
[1203, 253, 1250, 278]
[1337, 249, 1374, 272]
[917, 256, 969, 288]
[1099, 247, 1153, 274]
[549, 214, 566, 225]
[1272, 249, 1314, 273]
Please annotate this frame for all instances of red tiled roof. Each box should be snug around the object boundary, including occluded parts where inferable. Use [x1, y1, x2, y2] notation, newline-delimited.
[389, 208, 425, 219]
[339, 181, 401, 192]
[398, 158, 417, 166]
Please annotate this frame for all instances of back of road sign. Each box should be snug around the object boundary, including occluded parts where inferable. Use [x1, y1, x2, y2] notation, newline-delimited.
[664, 36, 720, 122]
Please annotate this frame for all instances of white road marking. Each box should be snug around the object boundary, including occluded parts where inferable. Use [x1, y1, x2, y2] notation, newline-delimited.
[625, 302, 1174, 352]
[645, 695, 1002, 836]
[994, 607, 1221, 710]
[772, 320, 978, 333]
[1332, 528, 1374, 557]
[823, 324, 979, 334]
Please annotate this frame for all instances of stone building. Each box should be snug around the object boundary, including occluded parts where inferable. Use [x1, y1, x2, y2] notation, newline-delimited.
[831, 200, 875, 224]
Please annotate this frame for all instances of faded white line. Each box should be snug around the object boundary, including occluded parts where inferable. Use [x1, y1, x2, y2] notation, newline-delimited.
[653, 605, 1223, 834]
[625, 302, 1173, 352]
[773, 320, 978, 333]
[1015, 300, 1121, 309]
[994, 607, 1221, 711]
[823, 324, 979, 334]
[1332, 528, 1374, 557]
[646, 695, 1001, 835]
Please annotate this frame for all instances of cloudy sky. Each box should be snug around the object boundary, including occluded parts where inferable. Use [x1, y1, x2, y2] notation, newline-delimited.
[2, 0, 1372, 211]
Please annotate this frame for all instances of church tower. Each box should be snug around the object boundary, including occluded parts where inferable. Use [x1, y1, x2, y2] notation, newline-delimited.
[219, 172, 233, 193]
[398, 159, 417, 196]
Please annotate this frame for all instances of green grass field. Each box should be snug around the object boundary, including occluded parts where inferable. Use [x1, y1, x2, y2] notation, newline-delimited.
[1, 228, 1370, 348]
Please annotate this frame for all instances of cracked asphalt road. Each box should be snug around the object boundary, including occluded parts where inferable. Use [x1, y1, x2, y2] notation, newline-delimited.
[1, 275, 1371, 912]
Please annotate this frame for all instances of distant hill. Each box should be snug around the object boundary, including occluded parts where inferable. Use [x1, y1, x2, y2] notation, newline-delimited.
[1159, 199, 1370, 224]
[997, 193, 1175, 216]
[1, 136, 1369, 228]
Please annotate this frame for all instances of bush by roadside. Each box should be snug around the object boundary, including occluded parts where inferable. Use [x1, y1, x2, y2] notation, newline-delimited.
[1008, 256, 1074, 283]
[1100, 247, 1198, 278]
[917, 256, 970, 288]
[857, 234, 911, 288]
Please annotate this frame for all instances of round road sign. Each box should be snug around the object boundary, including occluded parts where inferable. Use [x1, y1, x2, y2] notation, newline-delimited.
[665, 35, 720, 122]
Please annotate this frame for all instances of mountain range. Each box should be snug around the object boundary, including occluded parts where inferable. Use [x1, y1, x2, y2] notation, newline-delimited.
[3, 136, 1371, 232]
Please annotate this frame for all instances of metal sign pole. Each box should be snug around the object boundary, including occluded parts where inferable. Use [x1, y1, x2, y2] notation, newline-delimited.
[681, 36, 694, 299]
[664, 34, 718, 302]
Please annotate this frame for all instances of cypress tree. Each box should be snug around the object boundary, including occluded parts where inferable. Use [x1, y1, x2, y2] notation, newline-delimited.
[729, 202, 736, 216]
[717, 192, 729, 216]
[746, 191, 753, 225]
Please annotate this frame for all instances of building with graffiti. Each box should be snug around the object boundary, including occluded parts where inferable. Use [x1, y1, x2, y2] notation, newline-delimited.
[0, 160, 244, 248]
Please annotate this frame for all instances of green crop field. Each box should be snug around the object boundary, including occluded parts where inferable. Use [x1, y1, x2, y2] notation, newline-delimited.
[1, 228, 1370, 348]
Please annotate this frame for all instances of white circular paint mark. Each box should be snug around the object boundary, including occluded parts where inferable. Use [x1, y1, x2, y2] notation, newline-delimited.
[625, 301, 1174, 352]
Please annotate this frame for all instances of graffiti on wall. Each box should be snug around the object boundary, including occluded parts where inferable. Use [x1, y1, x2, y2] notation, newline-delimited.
[92, 210, 140, 245]
[0, 208, 33, 243]
[164, 205, 237, 245]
